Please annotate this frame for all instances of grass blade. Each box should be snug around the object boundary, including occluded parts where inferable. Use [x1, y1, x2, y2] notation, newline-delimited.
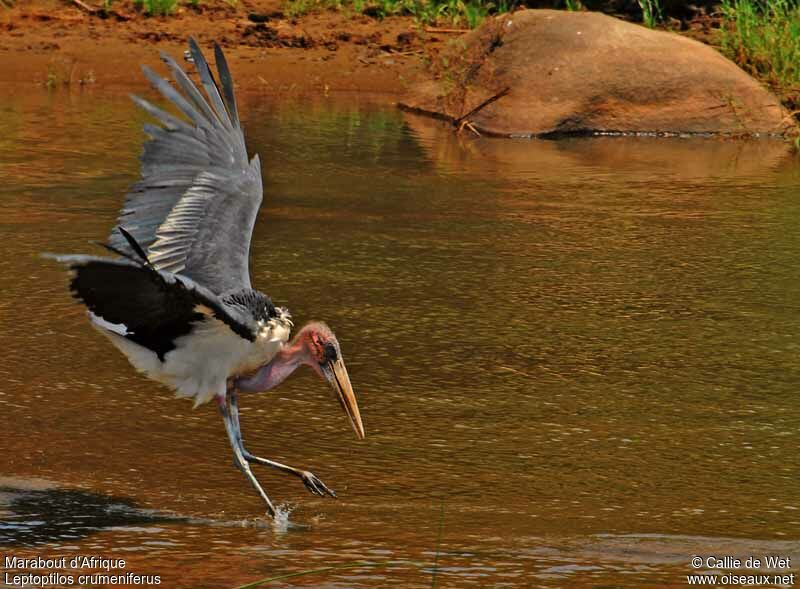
[233, 561, 385, 589]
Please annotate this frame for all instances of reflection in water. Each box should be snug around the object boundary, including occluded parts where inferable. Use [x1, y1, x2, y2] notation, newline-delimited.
[0, 87, 798, 587]
[0, 478, 177, 547]
[403, 111, 796, 181]
[0, 477, 309, 548]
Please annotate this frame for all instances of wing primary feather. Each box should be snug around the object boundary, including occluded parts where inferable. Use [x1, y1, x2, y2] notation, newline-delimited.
[214, 43, 239, 129]
[96, 240, 143, 263]
[188, 38, 232, 131]
[130, 94, 194, 133]
[159, 51, 223, 131]
[140, 65, 207, 129]
[118, 226, 155, 269]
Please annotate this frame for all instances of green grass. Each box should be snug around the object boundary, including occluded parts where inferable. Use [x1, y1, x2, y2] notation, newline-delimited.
[231, 562, 387, 589]
[283, 0, 511, 26]
[637, 0, 661, 28]
[413, 0, 495, 26]
[134, 0, 179, 15]
[282, 0, 661, 29]
[718, 0, 800, 110]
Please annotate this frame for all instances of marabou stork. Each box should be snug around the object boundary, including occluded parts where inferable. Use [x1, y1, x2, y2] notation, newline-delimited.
[48, 39, 365, 517]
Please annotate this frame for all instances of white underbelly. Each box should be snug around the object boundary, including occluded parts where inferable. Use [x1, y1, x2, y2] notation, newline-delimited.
[90, 314, 289, 406]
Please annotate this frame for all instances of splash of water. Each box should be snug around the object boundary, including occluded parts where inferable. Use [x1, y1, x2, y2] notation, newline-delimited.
[271, 503, 296, 534]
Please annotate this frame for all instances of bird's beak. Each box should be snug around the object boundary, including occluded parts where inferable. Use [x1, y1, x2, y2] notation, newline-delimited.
[325, 357, 365, 440]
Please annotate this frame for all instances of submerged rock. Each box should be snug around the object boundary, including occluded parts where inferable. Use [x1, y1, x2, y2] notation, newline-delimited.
[399, 10, 795, 138]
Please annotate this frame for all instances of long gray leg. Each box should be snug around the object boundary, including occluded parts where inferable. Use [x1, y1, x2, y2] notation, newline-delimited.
[217, 395, 277, 517]
[229, 390, 336, 498]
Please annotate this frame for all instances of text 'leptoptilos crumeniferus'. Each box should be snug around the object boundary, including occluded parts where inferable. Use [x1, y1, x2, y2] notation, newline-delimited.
[48, 39, 365, 517]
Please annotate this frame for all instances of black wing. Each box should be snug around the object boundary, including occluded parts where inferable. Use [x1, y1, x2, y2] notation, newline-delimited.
[107, 39, 263, 295]
[49, 254, 259, 361]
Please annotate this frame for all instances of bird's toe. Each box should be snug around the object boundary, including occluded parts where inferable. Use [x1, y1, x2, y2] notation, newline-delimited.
[301, 471, 336, 498]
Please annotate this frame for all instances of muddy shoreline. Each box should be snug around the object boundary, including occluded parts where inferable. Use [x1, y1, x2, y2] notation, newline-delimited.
[0, 0, 448, 96]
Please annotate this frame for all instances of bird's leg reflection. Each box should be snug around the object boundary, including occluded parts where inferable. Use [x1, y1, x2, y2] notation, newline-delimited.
[228, 389, 337, 498]
[217, 395, 277, 517]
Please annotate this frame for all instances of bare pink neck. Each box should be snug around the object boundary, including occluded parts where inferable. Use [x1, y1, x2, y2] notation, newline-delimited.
[236, 334, 311, 393]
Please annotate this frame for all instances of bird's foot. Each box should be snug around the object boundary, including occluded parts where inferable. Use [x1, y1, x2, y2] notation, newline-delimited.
[238, 450, 337, 499]
[300, 471, 337, 498]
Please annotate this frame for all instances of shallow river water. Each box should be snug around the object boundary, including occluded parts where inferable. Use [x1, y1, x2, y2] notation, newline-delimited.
[0, 86, 798, 588]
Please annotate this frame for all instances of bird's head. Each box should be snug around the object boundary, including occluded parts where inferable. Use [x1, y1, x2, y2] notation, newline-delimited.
[296, 322, 365, 440]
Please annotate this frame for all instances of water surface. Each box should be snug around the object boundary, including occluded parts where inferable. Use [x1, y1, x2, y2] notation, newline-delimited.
[0, 86, 798, 588]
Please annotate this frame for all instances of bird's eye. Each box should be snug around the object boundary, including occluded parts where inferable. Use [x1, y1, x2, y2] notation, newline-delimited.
[323, 342, 338, 363]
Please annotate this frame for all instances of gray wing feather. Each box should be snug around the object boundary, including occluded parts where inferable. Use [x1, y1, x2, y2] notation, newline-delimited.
[131, 95, 193, 133]
[214, 44, 240, 130]
[188, 39, 233, 131]
[140, 65, 208, 128]
[108, 40, 262, 295]
[160, 52, 222, 131]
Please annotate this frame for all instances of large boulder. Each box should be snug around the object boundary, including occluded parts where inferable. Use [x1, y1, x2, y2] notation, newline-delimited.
[399, 10, 795, 137]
